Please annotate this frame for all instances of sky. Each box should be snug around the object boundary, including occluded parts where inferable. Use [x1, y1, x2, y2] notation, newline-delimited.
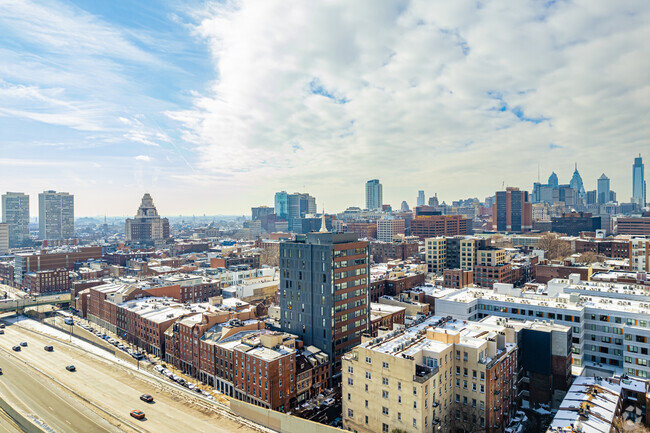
[1, 0, 649, 217]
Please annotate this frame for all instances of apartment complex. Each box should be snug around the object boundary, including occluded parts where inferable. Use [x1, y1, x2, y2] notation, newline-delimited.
[280, 232, 370, 374]
[630, 238, 649, 273]
[411, 215, 469, 240]
[23, 268, 70, 295]
[376, 219, 405, 242]
[365, 179, 383, 210]
[1, 192, 30, 248]
[342, 316, 518, 433]
[435, 277, 650, 379]
[425, 236, 490, 274]
[38, 190, 74, 240]
[617, 217, 650, 236]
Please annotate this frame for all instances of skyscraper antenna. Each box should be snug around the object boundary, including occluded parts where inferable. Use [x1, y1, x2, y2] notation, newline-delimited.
[538, 163, 540, 183]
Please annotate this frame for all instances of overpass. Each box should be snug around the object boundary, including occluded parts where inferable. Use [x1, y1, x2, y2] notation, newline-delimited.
[0, 293, 71, 312]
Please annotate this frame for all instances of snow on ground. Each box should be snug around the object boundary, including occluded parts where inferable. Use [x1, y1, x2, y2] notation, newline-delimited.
[6, 316, 133, 368]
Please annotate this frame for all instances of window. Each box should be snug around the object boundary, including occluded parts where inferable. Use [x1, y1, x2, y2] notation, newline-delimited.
[347, 393, 351, 400]
[366, 356, 372, 364]
[397, 412, 401, 421]
[382, 406, 389, 415]
[347, 409, 354, 418]
[382, 390, 389, 399]
[382, 377, 389, 386]
[480, 385, 485, 393]
[413, 401, 417, 409]
[365, 400, 368, 408]
[365, 371, 371, 379]
[480, 372, 485, 381]
[397, 382, 401, 391]
[348, 378, 353, 386]
[382, 423, 389, 433]
[382, 361, 389, 368]
[365, 416, 368, 425]
[348, 366, 353, 374]
[398, 395, 401, 404]
[413, 387, 417, 395]
[413, 418, 417, 427]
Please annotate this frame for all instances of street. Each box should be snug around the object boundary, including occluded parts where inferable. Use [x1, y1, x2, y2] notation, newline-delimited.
[0, 318, 266, 433]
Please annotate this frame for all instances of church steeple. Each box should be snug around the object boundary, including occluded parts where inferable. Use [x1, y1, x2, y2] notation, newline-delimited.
[319, 207, 328, 233]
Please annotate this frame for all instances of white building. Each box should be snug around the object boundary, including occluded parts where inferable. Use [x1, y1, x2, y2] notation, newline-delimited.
[0, 222, 8, 254]
[435, 277, 650, 379]
[376, 218, 405, 242]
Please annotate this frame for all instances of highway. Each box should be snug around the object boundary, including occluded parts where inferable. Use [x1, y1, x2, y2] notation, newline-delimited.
[0, 319, 264, 433]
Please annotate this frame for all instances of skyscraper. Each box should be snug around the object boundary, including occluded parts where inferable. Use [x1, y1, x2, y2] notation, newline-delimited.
[125, 193, 170, 245]
[569, 163, 585, 197]
[0, 223, 8, 254]
[274, 191, 290, 220]
[365, 179, 382, 210]
[417, 190, 425, 206]
[492, 187, 532, 233]
[280, 232, 369, 374]
[597, 174, 611, 204]
[38, 190, 74, 240]
[632, 154, 646, 206]
[1, 192, 30, 248]
[548, 172, 559, 188]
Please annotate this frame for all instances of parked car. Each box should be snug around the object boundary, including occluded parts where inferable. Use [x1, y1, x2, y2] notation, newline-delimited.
[63, 318, 74, 325]
[154, 365, 164, 373]
[130, 410, 145, 420]
[140, 394, 154, 403]
[12, 346, 20, 351]
[19, 341, 27, 347]
[0, 323, 5, 328]
[65, 365, 76, 372]
[187, 383, 195, 390]
[44, 345, 54, 352]
[118, 344, 125, 350]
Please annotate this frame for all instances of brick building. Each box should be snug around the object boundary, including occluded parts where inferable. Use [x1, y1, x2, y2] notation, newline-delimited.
[13, 246, 103, 286]
[616, 217, 650, 236]
[443, 269, 474, 289]
[370, 241, 419, 263]
[345, 222, 378, 239]
[574, 238, 630, 259]
[23, 268, 70, 295]
[411, 215, 469, 240]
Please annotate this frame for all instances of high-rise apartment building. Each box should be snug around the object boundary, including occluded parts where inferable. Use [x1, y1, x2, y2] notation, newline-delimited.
[417, 190, 425, 207]
[632, 154, 646, 206]
[425, 236, 490, 274]
[597, 173, 611, 204]
[365, 179, 383, 210]
[274, 191, 317, 230]
[0, 223, 8, 254]
[280, 232, 370, 374]
[376, 219, 405, 242]
[125, 193, 170, 245]
[492, 187, 532, 233]
[38, 190, 74, 240]
[411, 215, 469, 240]
[1, 192, 30, 248]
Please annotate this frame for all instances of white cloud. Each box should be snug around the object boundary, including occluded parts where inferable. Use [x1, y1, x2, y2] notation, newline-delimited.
[135, 155, 152, 162]
[170, 0, 650, 209]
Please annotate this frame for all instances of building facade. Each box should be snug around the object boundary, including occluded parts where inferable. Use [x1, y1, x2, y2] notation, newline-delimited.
[125, 193, 170, 245]
[376, 219, 405, 242]
[366, 180, 383, 210]
[38, 190, 74, 240]
[632, 154, 646, 207]
[280, 232, 370, 375]
[1, 192, 30, 248]
[0, 223, 8, 254]
[492, 187, 532, 233]
[411, 215, 469, 240]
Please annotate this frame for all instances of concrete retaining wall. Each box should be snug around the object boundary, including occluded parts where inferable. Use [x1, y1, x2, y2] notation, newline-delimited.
[0, 395, 46, 433]
[230, 400, 340, 433]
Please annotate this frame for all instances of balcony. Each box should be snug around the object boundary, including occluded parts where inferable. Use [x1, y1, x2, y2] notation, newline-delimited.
[413, 364, 438, 383]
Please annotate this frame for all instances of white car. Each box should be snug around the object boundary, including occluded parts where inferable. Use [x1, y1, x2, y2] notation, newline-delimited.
[187, 383, 195, 390]
[154, 365, 164, 372]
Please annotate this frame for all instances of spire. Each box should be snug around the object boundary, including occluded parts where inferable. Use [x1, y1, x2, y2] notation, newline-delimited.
[574, 162, 577, 172]
[319, 207, 328, 233]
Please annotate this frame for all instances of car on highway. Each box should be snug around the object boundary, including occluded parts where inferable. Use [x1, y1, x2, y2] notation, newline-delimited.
[19, 341, 27, 347]
[12, 346, 20, 351]
[130, 410, 145, 420]
[0, 367, 2, 375]
[0, 329, 4, 335]
[65, 365, 76, 372]
[44, 345, 54, 352]
[0, 323, 5, 328]
[154, 365, 164, 373]
[140, 394, 154, 403]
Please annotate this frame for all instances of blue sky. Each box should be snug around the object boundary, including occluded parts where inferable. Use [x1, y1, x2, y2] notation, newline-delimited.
[1, 0, 649, 216]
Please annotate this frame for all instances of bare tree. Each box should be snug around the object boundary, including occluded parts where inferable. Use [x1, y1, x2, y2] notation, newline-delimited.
[613, 417, 650, 433]
[574, 252, 606, 265]
[537, 233, 572, 260]
[259, 247, 280, 267]
[449, 402, 487, 433]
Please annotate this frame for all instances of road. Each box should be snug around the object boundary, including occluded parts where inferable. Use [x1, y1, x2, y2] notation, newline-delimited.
[0, 320, 264, 433]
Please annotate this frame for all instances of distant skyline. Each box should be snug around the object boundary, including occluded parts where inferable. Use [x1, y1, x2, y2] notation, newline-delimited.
[1, 0, 649, 216]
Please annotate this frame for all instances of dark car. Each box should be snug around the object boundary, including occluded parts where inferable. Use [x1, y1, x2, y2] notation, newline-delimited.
[130, 410, 145, 420]
[65, 365, 76, 372]
[12, 346, 20, 351]
[140, 394, 154, 403]
[0, 329, 4, 335]
[44, 345, 54, 352]
[0, 323, 5, 328]
[19, 342, 27, 347]
[0, 367, 3, 375]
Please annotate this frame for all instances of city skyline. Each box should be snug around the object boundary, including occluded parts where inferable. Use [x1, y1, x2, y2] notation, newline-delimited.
[1, 1, 649, 216]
